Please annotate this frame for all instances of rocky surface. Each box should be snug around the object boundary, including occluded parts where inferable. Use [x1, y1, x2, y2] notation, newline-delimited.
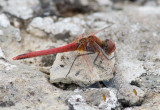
[124, 92, 160, 110]
[0, 0, 160, 110]
[68, 88, 120, 110]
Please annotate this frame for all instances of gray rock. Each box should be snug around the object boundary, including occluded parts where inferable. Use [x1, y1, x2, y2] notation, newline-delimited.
[0, 1, 160, 109]
[131, 92, 160, 110]
[68, 88, 120, 110]
[0, 14, 21, 42]
[50, 51, 115, 87]
[134, 74, 160, 93]
[118, 84, 145, 106]
[0, 59, 70, 110]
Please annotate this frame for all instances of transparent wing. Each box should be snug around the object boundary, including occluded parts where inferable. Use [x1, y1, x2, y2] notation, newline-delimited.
[88, 23, 114, 36]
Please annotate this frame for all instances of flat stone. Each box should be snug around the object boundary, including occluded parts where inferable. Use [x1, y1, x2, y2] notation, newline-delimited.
[50, 51, 115, 87]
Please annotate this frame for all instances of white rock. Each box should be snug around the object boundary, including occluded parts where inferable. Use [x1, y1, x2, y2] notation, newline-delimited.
[138, 6, 160, 15]
[68, 94, 98, 110]
[27, 17, 54, 37]
[0, 14, 10, 27]
[98, 89, 119, 110]
[2, 0, 40, 20]
[0, 47, 5, 58]
[0, 30, 3, 35]
[124, 108, 132, 110]
[0, 60, 16, 71]
[27, 17, 85, 37]
[80, 0, 89, 6]
[0, 14, 21, 42]
[96, 0, 113, 6]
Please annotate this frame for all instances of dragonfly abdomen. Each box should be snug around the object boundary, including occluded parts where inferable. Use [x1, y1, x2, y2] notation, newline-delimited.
[13, 42, 79, 60]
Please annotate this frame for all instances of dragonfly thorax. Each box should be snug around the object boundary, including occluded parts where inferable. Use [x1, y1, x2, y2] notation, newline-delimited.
[86, 43, 96, 52]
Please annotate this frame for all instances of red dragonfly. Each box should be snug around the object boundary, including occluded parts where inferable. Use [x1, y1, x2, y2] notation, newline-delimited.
[13, 25, 116, 77]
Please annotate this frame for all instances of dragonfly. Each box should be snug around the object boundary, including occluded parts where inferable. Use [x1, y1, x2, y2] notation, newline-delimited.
[12, 25, 116, 77]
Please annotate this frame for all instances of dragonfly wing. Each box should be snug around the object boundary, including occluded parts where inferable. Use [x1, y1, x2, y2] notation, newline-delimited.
[89, 23, 113, 36]
[74, 34, 84, 43]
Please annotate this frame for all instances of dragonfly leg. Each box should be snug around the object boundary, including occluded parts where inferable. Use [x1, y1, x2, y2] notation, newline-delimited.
[93, 52, 108, 71]
[106, 55, 115, 60]
[65, 52, 94, 78]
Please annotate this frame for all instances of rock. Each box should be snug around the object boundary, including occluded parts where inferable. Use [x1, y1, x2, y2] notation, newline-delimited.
[96, 0, 113, 6]
[0, 1, 160, 109]
[111, 7, 160, 84]
[0, 14, 10, 28]
[0, 13, 21, 61]
[124, 108, 132, 110]
[0, 58, 16, 71]
[27, 17, 85, 38]
[134, 74, 160, 93]
[0, 0, 40, 20]
[131, 92, 160, 110]
[0, 14, 21, 42]
[0, 47, 5, 59]
[0, 58, 70, 110]
[68, 88, 120, 110]
[117, 84, 145, 106]
[0, 30, 3, 36]
[27, 17, 54, 37]
[50, 51, 115, 87]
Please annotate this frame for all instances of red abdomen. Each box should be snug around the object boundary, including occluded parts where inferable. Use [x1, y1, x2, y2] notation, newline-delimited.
[13, 42, 79, 60]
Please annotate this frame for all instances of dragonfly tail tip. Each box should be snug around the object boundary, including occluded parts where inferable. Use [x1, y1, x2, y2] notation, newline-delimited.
[12, 57, 17, 60]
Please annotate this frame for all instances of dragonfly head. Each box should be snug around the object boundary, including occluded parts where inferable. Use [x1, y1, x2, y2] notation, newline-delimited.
[102, 39, 116, 55]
